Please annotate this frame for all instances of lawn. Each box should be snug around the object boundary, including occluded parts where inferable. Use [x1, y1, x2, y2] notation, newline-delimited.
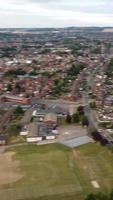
[0, 143, 113, 200]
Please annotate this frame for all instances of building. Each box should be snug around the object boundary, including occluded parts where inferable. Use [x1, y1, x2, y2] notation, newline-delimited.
[20, 125, 28, 136]
[44, 112, 57, 123]
[44, 113, 57, 128]
[26, 122, 56, 143]
[0, 95, 30, 104]
[32, 109, 46, 122]
[27, 122, 42, 143]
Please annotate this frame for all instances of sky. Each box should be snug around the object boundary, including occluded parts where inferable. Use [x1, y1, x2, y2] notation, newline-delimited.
[0, 0, 113, 28]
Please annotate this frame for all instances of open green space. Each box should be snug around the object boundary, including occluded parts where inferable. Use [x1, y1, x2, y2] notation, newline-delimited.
[1, 143, 113, 200]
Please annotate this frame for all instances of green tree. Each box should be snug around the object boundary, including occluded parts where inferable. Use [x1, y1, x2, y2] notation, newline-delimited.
[15, 83, 22, 93]
[7, 83, 12, 91]
[6, 123, 21, 136]
[72, 113, 80, 123]
[90, 101, 96, 109]
[77, 106, 84, 115]
[14, 106, 24, 116]
[107, 58, 113, 77]
[109, 189, 113, 200]
[91, 47, 101, 54]
[81, 115, 89, 127]
[66, 112, 72, 124]
[95, 192, 108, 200]
[85, 192, 108, 200]
[29, 70, 38, 76]
[85, 194, 96, 200]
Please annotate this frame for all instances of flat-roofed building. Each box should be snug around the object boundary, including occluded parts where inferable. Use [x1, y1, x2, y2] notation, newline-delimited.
[27, 122, 42, 143]
[27, 122, 56, 143]
[0, 95, 30, 104]
[32, 109, 46, 122]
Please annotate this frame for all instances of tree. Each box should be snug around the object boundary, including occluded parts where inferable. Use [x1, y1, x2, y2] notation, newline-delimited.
[109, 189, 113, 200]
[91, 47, 101, 54]
[32, 59, 37, 64]
[29, 70, 38, 76]
[85, 194, 96, 200]
[101, 138, 109, 146]
[66, 112, 72, 124]
[7, 83, 12, 91]
[72, 113, 80, 123]
[5, 68, 26, 77]
[81, 115, 89, 127]
[95, 192, 108, 200]
[77, 106, 84, 115]
[6, 123, 21, 136]
[14, 106, 24, 116]
[54, 79, 59, 86]
[107, 58, 113, 77]
[85, 192, 108, 200]
[67, 63, 85, 77]
[90, 101, 96, 109]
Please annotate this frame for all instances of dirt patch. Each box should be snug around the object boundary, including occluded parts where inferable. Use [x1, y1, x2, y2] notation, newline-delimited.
[0, 151, 23, 185]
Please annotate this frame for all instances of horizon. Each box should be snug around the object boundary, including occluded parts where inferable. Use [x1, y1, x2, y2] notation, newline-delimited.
[0, 26, 113, 29]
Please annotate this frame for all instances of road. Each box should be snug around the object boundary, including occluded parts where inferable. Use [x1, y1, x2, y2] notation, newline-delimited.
[82, 63, 113, 142]
[0, 98, 84, 109]
[82, 91, 98, 129]
[0, 143, 27, 154]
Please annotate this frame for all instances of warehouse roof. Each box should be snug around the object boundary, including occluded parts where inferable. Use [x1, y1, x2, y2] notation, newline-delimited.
[28, 122, 39, 137]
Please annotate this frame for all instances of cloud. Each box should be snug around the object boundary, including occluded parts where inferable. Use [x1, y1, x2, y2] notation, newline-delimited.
[0, 0, 113, 27]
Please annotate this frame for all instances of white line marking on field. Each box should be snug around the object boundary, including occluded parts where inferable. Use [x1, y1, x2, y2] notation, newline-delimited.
[91, 181, 100, 188]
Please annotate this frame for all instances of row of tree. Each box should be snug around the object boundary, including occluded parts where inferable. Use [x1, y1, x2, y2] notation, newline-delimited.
[91, 130, 111, 146]
[106, 58, 113, 77]
[66, 106, 89, 127]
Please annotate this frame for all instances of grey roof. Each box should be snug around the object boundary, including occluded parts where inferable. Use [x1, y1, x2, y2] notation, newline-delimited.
[39, 124, 55, 137]
[48, 105, 67, 114]
[21, 108, 33, 125]
[32, 109, 47, 117]
[27, 123, 55, 138]
[28, 122, 39, 137]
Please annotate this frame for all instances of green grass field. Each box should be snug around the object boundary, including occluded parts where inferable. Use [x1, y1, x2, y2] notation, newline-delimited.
[1, 143, 113, 200]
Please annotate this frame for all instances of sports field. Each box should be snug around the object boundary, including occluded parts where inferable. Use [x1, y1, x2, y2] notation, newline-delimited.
[0, 143, 113, 200]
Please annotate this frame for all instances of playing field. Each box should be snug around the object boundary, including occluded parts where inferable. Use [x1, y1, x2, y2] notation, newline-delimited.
[1, 143, 113, 200]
